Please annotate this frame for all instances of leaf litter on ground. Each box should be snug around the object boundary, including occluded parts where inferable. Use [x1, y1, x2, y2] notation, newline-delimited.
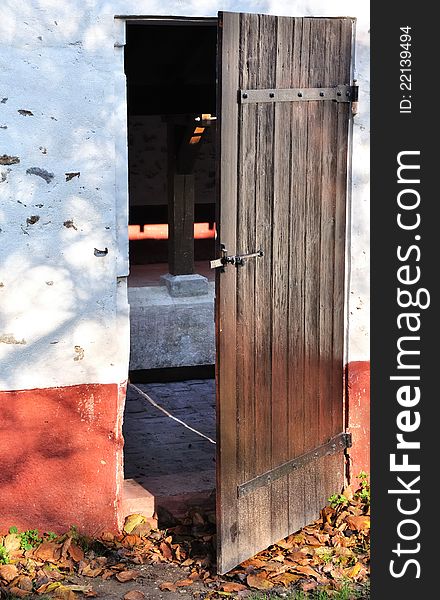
[0, 476, 369, 598]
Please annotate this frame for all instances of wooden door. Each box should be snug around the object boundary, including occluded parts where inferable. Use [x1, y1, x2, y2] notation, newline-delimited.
[215, 12, 355, 574]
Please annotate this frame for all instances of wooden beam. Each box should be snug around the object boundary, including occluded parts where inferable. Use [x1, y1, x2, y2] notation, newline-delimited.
[167, 123, 195, 275]
[168, 173, 195, 275]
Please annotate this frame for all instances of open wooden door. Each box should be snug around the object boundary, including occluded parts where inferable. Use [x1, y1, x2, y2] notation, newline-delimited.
[215, 12, 355, 574]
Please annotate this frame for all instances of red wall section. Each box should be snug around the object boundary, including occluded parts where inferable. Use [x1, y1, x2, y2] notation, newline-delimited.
[346, 361, 370, 478]
[0, 383, 124, 536]
[0, 371, 369, 534]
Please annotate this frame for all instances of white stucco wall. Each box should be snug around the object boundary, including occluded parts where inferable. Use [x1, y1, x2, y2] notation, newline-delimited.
[0, 0, 369, 392]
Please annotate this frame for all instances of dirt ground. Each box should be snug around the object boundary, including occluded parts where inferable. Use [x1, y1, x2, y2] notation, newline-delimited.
[3, 560, 203, 600]
[57, 561, 205, 599]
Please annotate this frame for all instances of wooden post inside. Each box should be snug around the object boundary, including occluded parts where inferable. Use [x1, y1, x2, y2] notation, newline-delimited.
[168, 173, 195, 275]
[167, 123, 195, 275]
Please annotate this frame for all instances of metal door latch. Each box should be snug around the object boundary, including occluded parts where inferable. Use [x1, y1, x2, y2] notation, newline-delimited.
[210, 246, 264, 269]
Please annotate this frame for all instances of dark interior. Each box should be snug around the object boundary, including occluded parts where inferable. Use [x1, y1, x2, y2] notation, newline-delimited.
[124, 21, 218, 268]
[125, 22, 217, 116]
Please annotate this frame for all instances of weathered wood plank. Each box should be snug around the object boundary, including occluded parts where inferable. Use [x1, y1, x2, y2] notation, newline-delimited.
[253, 12, 277, 553]
[335, 19, 354, 427]
[216, 11, 240, 575]
[287, 16, 309, 534]
[236, 11, 260, 566]
[302, 17, 326, 524]
[316, 18, 340, 510]
[334, 18, 354, 484]
[270, 15, 294, 543]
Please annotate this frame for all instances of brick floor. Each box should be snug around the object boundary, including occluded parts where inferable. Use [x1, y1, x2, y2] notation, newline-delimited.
[123, 380, 216, 513]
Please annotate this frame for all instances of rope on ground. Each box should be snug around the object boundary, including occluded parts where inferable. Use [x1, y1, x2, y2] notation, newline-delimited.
[129, 383, 216, 445]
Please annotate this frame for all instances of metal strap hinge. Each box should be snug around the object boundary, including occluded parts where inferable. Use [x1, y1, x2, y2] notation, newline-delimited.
[239, 83, 359, 105]
[237, 432, 352, 498]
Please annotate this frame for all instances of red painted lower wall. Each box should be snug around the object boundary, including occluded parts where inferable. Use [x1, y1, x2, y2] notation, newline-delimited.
[0, 370, 369, 534]
[0, 383, 124, 536]
[346, 361, 370, 478]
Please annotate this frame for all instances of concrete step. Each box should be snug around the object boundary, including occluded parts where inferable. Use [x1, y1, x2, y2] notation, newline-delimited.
[122, 479, 157, 528]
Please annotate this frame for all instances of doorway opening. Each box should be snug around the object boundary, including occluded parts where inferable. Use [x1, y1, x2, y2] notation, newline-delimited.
[122, 18, 218, 521]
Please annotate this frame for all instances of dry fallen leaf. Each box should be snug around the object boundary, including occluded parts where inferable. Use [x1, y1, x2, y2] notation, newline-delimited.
[124, 591, 145, 600]
[344, 562, 362, 579]
[303, 534, 322, 547]
[0, 563, 19, 582]
[66, 585, 96, 593]
[61, 535, 72, 559]
[15, 575, 33, 591]
[259, 560, 287, 574]
[159, 541, 173, 561]
[175, 578, 194, 587]
[53, 585, 76, 600]
[246, 574, 274, 590]
[131, 522, 152, 537]
[292, 565, 320, 579]
[301, 580, 318, 592]
[272, 573, 301, 587]
[7, 587, 31, 598]
[345, 515, 370, 532]
[115, 570, 140, 582]
[68, 542, 84, 562]
[240, 558, 267, 570]
[80, 564, 103, 578]
[3, 532, 21, 552]
[287, 549, 309, 562]
[321, 506, 336, 525]
[124, 514, 147, 534]
[159, 582, 177, 592]
[342, 485, 355, 501]
[34, 541, 61, 563]
[101, 569, 114, 580]
[275, 534, 298, 550]
[122, 535, 142, 548]
[220, 582, 248, 592]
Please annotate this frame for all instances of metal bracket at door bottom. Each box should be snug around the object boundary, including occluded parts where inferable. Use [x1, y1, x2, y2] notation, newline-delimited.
[237, 432, 352, 498]
[210, 246, 264, 269]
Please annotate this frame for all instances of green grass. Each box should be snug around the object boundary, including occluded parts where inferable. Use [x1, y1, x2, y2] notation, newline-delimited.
[247, 581, 370, 600]
[0, 544, 9, 564]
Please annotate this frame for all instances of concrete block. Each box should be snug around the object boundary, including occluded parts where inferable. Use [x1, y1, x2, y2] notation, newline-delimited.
[160, 273, 209, 297]
[122, 479, 157, 527]
[128, 284, 215, 370]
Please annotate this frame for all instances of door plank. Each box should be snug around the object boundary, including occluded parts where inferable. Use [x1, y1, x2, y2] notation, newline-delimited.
[334, 18, 355, 444]
[303, 17, 326, 525]
[287, 16, 309, 535]
[271, 15, 294, 543]
[235, 11, 260, 566]
[215, 11, 240, 574]
[253, 12, 277, 553]
[318, 19, 341, 505]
